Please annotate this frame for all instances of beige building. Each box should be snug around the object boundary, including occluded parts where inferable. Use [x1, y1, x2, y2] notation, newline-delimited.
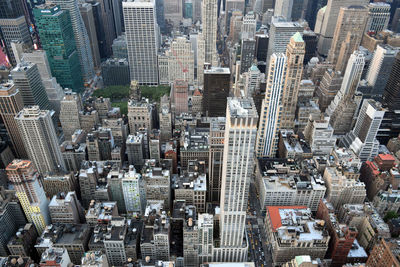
[48, 191, 85, 224]
[60, 90, 82, 140]
[167, 37, 195, 85]
[280, 32, 305, 130]
[42, 173, 77, 198]
[0, 82, 27, 158]
[127, 99, 153, 133]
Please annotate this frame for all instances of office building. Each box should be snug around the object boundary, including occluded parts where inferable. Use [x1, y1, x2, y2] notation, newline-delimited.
[79, 3, 101, 69]
[21, 50, 65, 114]
[214, 98, 258, 262]
[255, 158, 326, 212]
[202, 0, 218, 65]
[241, 12, 256, 40]
[159, 96, 172, 141]
[255, 53, 287, 157]
[101, 58, 130, 86]
[365, 44, 398, 99]
[323, 166, 366, 209]
[303, 115, 337, 156]
[126, 133, 145, 170]
[180, 129, 209, 169]
[164, 0, 183, 27]
[0, 83, 27, 158]
[244, 65, 261, 97]
[7, 223, 37, 258]
[42, 173, 77, 199]
[16, 106, 65, 174]
[167, 37, 195, 85]
[48, 192, 85, 224]
[6, 160, 50, 234]
[50, 0, 95, 82]
[383, 52, 400, 110]
[315, 69, 343, 112]
[81, 251, 109, 267]
[0, 187, 27, 256]
[342, 99, 385, 161]
[240, 38, 256, 74]
[85, 200, 119, 226]
[60, 91, 82, 140]
[202, 67, 230, 117]
[327, 51, 365, 135]
[303, 30, 317, 65]
[172, 80, 189, 114]
[40, 247, 71, 267]
[121, 166, 144, 213]
[267, 17, 303, 64]
[0, 16, 31, 66]
[280, 32, 305, 129]
[366, 3, 390, 33]
[316, 0, 369, 56]
[265, 206, 329, 265]
[34, 4, 83, 91]
[366, 239, 400, 267]
[127, 99, 153, 133]
[327, 6, 368, 71]
[11, 61, 51, 110]
[123, 0, 158, 85]
[112, 34, 127, 59]
[142, 164, 171, 210]
[208, 117, 225, 203]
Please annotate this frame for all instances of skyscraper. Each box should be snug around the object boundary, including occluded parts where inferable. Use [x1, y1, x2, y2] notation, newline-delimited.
[167, 37, 195, 85]
[342, 99, 385, 161]
[327, 50, 365, 135]
[317, 0, 369, 56]
[208, 117, 225, 203]
[16, 106, 65, 174]
[6, 159, 50, 234]
[267, 17, 303, 64]
[60, 91, 82, 140]
[0, 83, 27, 158]
[383, 52, 400, 110]
[366, 2, 390, 33]
[256, 53, 287, 157]
[240, 38, 256, 74]
[215, 97, 258, 262]
[202, 0, 218, 65]
[79, 3, 101, 69]
[123, 0, 159, 85]
[280, 32, 305, 129]
[327, 6, 368, 71]
[11, 61, 51, 111]
[50, 0, 95, 82]
[95, 0, 118, 58]
[34, 4, 83, 91]
[365, 44, 398, 99]
[164, 0, 183, 27]
[202, 67, 230, 117]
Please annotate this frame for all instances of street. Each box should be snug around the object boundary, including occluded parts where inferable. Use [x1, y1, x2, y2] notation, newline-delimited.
[246, 179, 273, 267]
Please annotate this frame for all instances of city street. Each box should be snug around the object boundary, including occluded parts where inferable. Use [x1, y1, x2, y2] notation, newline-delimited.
[246, 179, 273, 267]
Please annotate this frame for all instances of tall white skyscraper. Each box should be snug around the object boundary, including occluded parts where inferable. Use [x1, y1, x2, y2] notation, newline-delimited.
[123, 0, 159, 85]
[215, 97, 258, 262]
[51, 0, 95, 82]
[255, 53, 287, 157]
[122, 166, 144, 213]
[342, 99, 385, 161]
[201, 0, 218, 65]
[16, 106, 65, 174]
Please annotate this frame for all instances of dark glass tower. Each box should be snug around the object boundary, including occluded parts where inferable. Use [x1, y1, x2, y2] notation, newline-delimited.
[383, 52, 400, 111]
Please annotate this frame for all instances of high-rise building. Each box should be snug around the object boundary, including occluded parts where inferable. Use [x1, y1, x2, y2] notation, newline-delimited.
[303, 114, 337, 156]
[16, 106, 65, 174]
[241, 12, 256, 40]
[48, 191, 85, 224]
[34, 4, 83, 91]
[255, 53, 287, 157]
[123, 0, 158, 85]
[280, 32, 305, 129]
[327, 6, 368, 72]
[365, 44, 398, 99]
[11, 61, 51, 110]
[201, 0, 218, 65]
[60, 91, 82, 140]
[215, 97, 258, 262]
[315, 69, 343, 112]
[316, 0, 369, 56]
[0, 15, 32, 66]
[366, 2, 390, 33]
[164, 0, 183, 27]
[112, 34, 128, 59]
[383, 52, 400, 110]
[267, 17, 303, 64]
[21, 50, 65, 114]
[126, 133, 145, 170]
[122, 166, 145, 213]
[202, 67, 230, 117]
[172, 80, 189, 114]
[167, 37, 195, 85]
[366, 239, 400, 267]
[0, 83, 27, 158]
[208, 117, 225, 203]
[342, 99, 385, 161]
[240, 38, 256, 74]
[327, 50, 365, 135]
[127, 99, 153, 133]
[6, 160, 50, 234]
[93, 0, 118, 58]
[50, 0, 95, 82]
[197, 33, 205, 85]
[101, 58, 130, 86]
[79, 3, 101, 69]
